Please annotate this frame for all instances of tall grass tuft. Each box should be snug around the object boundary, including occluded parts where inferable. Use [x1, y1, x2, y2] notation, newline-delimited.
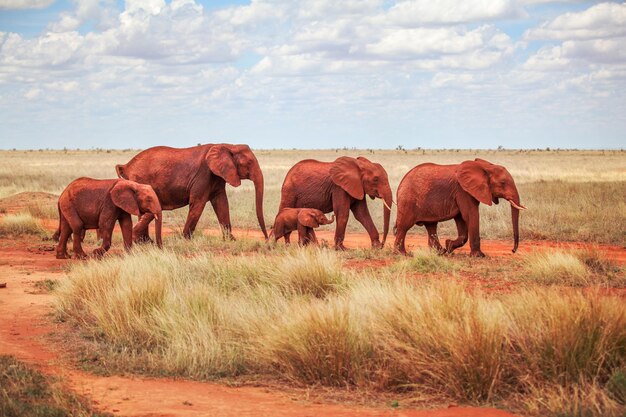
[0, 212, 46, 237]
[390, 248, 457, 274]
[523, 249, 625, 287]
[523, 250, 589, 285]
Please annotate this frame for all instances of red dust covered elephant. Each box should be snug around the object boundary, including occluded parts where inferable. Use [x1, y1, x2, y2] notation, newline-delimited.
[116, 144, 268, 242]
[279, 156, 393, 250]
[394, 158, 526, 257]
[55, 178, 162, 259]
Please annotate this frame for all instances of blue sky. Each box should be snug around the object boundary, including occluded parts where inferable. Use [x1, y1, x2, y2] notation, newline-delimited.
[1, 0, 625, 150]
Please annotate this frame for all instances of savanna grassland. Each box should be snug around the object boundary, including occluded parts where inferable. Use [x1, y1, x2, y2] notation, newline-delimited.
[0, 148, 625, 417]
[1, 148, 625, 243]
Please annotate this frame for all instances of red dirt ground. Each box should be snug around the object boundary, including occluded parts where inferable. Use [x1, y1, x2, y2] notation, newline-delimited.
[1, 224, 624, 416]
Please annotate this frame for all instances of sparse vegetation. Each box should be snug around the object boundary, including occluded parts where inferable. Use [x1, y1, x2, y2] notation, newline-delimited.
[389, 248, 457, 274]
[0, 355, 110, 417]
[56, 247, 626, 416]
[523, 249, 625, 287]
[0, 212, 46, 237]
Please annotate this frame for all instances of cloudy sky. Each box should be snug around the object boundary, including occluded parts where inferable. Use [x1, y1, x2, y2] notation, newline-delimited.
[1, 0, 625, 149]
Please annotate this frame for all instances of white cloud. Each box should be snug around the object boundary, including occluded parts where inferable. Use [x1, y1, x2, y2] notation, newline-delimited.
[24, 87, 42, 99]
[0, 0, 54, 9]
[215, 0, 284, 26]
[525, 2, 626, 40]
[524, 3, 626, 72]
[386, 0, 524, 25]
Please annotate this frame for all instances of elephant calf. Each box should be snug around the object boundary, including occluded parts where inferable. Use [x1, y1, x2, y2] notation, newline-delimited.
[270, 208, 335, 246]
[56, 178, 163, 260]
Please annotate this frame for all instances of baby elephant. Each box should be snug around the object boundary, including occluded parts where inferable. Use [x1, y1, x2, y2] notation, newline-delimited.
[56, 178, 162, 259]
[270, 208, 334, 246]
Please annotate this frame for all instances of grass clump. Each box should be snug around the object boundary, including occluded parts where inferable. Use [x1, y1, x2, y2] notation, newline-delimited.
[390, 248, 457, 274]
[523, 249, 625, 287]
[0, 213, 46, 237]
[56, 247, 349, 379]
[262, 298, 373, 386]
[0, 355, 110, 417]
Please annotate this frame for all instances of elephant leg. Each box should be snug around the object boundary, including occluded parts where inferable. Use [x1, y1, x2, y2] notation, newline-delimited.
[184, 198, 209, 239]
[284, 231, 292, 245]
[332, 193, 351, 250]
[351, 200, 382, 249]
[66, 213, 88, 260]
[133, 212, 153, 243]
[424, 222, 444, 254]
[93, 225, 113, 259]
[119, 213, 133, 251]
[446, 215, 468, 254]
[308, 228, 318, 245]
[464, 205, 485, 257]
[393, 214, 415, 255]
[210, 191, 234, 240]
[55, 214, 72, 259]
[297, 223, 308, 246]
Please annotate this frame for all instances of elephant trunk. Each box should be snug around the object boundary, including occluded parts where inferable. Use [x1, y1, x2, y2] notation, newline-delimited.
[381, 188, 392, 247]
[153, 211, 163, 249]
[328, 214, 335, 224]
[250, 165, 268, 240]
[509, 189, 524, 254]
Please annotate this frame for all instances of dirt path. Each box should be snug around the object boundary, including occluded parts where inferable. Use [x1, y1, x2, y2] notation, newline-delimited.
[2, 231, 623, 417]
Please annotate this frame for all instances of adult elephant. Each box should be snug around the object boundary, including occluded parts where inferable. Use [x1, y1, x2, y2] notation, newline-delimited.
[116, 144, 268, 241]
[394, 158, 526, 257]
[279, 156, 393, 250]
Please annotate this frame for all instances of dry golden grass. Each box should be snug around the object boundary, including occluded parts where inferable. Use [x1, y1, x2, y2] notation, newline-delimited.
[522, 249, 625, 287]
[56, 247, 626, 416]
[0, 213, 46, 237]
[0, 355, 106, 417]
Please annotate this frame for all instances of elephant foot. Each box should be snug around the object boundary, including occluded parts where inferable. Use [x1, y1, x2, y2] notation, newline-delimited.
[223, 233, 236, 241]
[469, 250, 486, 258]
[371, 240, 383, 250]
[56, 252, 71, 260]
[334, 244, 347, 251]
[92, 248, 107, 259]
[134, 235, 153, 244]
[74, 251, 89, 260]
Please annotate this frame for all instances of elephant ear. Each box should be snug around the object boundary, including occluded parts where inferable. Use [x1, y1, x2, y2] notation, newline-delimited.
[298, 210, 319, 228]
[456, 161, 493, 206]
[111, 181, 141, 216]
[207, 145, 242, 187]
[330, 157, 364, 200]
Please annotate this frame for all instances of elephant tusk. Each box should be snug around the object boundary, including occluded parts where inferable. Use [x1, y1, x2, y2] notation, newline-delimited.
[153, 213, 160, 221]
[508, 200, 527, 210]
[382, 199, 393, 211]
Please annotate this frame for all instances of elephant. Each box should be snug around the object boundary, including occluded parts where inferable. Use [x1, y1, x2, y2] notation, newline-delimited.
[279, 156, 393, 250]
[115, 144, 267, 241]
[394, 158, 526, 257]
[55, 178, 162, 260]
[270, 208, 335, 246]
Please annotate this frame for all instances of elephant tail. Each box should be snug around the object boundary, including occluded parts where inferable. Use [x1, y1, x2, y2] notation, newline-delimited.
[51, 202, 61, 241]
[115, 164, 128, 179]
